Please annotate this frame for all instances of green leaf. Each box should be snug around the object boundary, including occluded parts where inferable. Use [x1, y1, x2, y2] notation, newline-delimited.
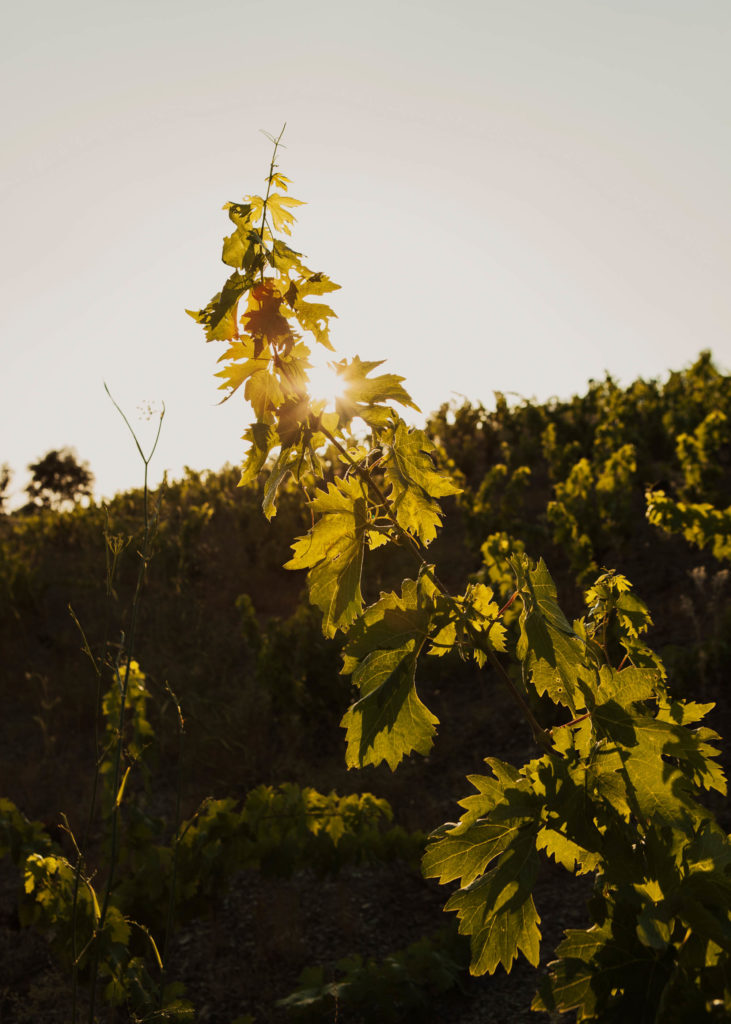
[444, 830, 541, 975]
[334, 356, 420, 427]
[340, 357, 418, 409]
[616, 591, 654, 637]
[341, 577, 436, 672]
[221, 202, 263, 273]
[385, 422, 461, 545]
[532, 927, 607, 1016]
[532, 749, 611, 871]
[653, 700, 727, 794]
[244, 368, 285, 420]
[262, 448, 299, 520]
[594, 665, 659, 705]
[268, 238, 307, 276]
[534, 920, 673, 1018]
[293, 298, 337, 351]
[285, 478, 368, 637]
[239, 422, 277, 488]
[340, 577, 439, 770]
[513, 556, 588, 713]
[186, 271, 248, 342]
[105, 906, 130, 945]
[636, 902, 671, 950]
[429, 583, 507, 665]
[423, 821, 525, 887]
[591, 697, 722, 825]
[341, 643, 439, 770]
[214, 342, 269, 397]
[295, 271, 341, 297]
[536, 826, 601, 875]
[446, 773, 504, 829]
[424, 765, 543, 976]
[466, 584, 506, 646]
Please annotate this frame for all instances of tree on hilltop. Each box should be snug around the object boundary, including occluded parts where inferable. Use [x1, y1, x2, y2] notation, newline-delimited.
[25, 448, 93, 511]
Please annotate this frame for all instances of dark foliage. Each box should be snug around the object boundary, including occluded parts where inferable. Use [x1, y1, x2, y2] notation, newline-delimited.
[24, 447, 94, 511]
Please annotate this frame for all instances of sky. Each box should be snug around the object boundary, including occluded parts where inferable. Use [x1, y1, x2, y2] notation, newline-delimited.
[2, 0, 730, 506]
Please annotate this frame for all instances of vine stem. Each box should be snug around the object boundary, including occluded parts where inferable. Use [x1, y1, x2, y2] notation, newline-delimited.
[318, 423, 553, 752]
[552, 712, 591, 732]
[257, 123, 287, 283]
[497, 590, 519, 617]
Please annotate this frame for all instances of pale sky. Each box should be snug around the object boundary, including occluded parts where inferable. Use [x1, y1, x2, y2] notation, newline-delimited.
[2, 0, 730, 505]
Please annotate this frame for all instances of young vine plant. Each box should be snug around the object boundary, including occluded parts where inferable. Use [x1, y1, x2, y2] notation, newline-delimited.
[189, 130, 731, 1021]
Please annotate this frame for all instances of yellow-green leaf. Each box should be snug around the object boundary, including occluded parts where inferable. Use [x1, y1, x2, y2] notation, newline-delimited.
[341, 644, 438, 770]
[285, 478, 368, 637]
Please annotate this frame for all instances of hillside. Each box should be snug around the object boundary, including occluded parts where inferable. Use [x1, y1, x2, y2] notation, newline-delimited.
[1, 351, 730, 1022]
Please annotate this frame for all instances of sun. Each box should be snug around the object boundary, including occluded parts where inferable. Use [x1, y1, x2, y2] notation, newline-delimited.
[307, 349, 344, 412]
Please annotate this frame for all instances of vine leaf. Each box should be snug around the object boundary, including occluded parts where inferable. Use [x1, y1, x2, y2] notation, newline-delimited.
[340, 646, 438, 771]
[221, 201, 261, 272]
[292, 298, 337, 350]
[186, 271, 248, 342]
[385, 422, 461, 545]
[429, 583, 507, 665]
[262, 448, 300, 521]
[266, 193, 304, 235]
[443, 829, 541, 975]
[243, 281, 296, 351]
[286, 477, 368, 637]
[592, 697, 725, 826]
[268, 172, 291, 191]
[341, 576, 436, 669]
[245, 369, 285, 421]
[532, 927, 607, 1016]
[239, 422, 277, 488]
[340, 577, 438, 771]
[332, 357, 419, 428]
[535, 827, 601, 875]
[423, 821, 524, 888]
[532, 922, 665, 1017]
[424, 765, 542, 975]
[513, 556, 588, 713]
[214, 340, 268, 397]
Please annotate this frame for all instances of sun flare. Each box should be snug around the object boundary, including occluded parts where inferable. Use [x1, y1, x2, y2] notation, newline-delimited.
[307, 351, 343, 412]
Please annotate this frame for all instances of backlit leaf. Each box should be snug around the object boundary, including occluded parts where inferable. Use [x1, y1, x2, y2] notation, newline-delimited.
[266, 193, 304, 234]
[513, 556, 588, 713]
[239, 421, 277, 488]
[243, 281, 296, 350]
[341, 576, 436, 672]
[186, 271, 248, 342]
[536, 827, 600, 874]
[293, 298, 337, 351]
[385, 422, 461, 545]
[245, 370, 285, 421]
[333, 357, 419, 428]
[215, 345, 269, 397]
[423, 821, 524, 888]
[286, 478, 368, 637]
[340, 577, 439, 770]
[262, 448, 299, 521]
[444, 830, 541, 975]
[341, 644, 438, 770]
